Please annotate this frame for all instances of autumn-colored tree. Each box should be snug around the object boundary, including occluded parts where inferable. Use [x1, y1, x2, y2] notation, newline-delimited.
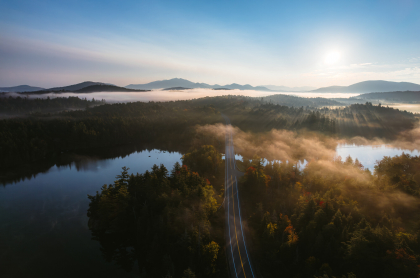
[202, 241, 220, 275]
[239, 153, 420, 278]
[182, 145, 223, 178]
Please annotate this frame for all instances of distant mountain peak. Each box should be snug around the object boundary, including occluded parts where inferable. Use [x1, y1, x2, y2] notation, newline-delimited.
[0, 85, 45, 92]
[125, 78, 271, 91]
[46, 81, 114, 92]
[311, 80, 420, 93]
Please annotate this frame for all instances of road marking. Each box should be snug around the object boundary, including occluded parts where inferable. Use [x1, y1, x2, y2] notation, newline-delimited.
[232, 174, 246, 277]
[235, 176, 255, 278]
[227, 137, 238, 278]
[224, 115, 255, 277]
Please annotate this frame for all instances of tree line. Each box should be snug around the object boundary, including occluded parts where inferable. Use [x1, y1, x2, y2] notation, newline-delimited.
[88, 145, 226, 278]
[1, 95, 418, 181]
[190, 95, 418, 138]
[238, 153, 420, 278]
[0, 101, 222, 170]
[0, 95, 105, 116]
[87, 145, 420, 278]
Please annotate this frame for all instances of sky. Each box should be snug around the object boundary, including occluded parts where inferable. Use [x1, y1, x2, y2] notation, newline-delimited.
[0, 0, 419, 88]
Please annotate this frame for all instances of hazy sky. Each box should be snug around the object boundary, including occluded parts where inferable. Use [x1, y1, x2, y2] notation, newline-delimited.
[1, 0, 419, 88]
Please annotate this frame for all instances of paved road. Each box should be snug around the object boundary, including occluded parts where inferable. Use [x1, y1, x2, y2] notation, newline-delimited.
[223, 115, 255, 278]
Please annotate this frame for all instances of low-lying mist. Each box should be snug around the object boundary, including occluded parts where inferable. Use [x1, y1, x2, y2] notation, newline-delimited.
[4, 89, 362, 103]
[197, 123, 420, 162]
[344, 126, 420, 151]
[6, 89, 270, 103]
[196, 123, 420, 218]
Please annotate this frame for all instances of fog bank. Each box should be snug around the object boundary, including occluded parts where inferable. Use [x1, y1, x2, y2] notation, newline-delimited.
[3, 89, 361, 103]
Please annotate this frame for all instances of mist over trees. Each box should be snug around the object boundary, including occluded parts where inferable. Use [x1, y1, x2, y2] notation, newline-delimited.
[190, 95, 418, 139]
[239, 154, 420, 278]
[356, 91, 420, 103]
[85, 145, 420, 278]
[0, 95, 105, 117]
[1, 95, 418, 186]
[2, 94, 420, 277]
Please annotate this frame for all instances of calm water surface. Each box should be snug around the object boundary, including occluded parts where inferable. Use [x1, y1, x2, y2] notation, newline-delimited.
[1, 144, 419, 277]
[235, 145, 420, 172]
[0, 149, 182, 278]
[336, 144, 420, 171]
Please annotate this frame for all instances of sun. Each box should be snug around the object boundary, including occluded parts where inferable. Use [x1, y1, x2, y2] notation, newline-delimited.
[324, 51, 341, 65]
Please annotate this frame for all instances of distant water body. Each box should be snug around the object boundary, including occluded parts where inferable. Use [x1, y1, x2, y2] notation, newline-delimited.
[234, 144, 420, 172]
[336, 144, 420, 171]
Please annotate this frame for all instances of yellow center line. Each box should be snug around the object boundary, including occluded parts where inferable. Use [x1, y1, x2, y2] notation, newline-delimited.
[232, 174, 246, 277]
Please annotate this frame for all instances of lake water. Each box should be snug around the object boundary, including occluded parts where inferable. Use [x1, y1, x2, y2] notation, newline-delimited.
[234, 145, 420, 172]
[336, 144, 420, 171]
[0, 149, 182, 278]
[1, 144, 419, 277]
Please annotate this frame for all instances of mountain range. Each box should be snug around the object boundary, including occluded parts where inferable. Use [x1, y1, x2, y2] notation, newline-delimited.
[75, 85, 148, 93]
[47, 81, 115, 92]
[2, 79, 420, 94]
[26, 84, 148, 94]
[0, 85, 45, 92]
[355, 91, 420, 102]
[126, 78, 272, 91]
[312, 80, 420, 93]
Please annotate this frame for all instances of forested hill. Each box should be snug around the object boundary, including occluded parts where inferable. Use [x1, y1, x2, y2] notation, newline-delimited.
[191, 96, 418, 138]
[23, 84, 150, 94]
[263, 94, 343, 107]
[0, 96, 105, 117]
[0, 85, 45, 92]
[0, 100, 222, 169]
[312, 80, 420, 93]
[239, 153, 420, 278]
[88, 146, 227, 277]
[1, 95, 418, 170]
[162, 87, 192, 90]
[74, 84, 149, 93]
[47, 81, 110, 91]
[356, 91, 420, 102]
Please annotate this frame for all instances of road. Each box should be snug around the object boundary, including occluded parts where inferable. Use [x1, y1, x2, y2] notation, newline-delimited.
[223, 115, 255, 278]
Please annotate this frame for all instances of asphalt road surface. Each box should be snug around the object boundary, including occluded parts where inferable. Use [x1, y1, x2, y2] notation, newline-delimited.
[223, 115, 255, 278]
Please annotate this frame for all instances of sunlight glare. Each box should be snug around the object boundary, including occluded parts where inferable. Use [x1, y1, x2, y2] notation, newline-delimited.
[324, 51, 341, 65]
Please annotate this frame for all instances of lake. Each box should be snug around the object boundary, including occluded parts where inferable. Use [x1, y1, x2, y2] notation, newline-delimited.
[336, 144, 420, 171]
[0, 149, 182, 278]
[1, 144, 419, 277]
[235, 144, 420, 172]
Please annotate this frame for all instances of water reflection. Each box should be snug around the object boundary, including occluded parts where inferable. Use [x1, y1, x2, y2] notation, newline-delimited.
[336, 144, 420, 171]
[1, 144, 187, 186]
[0, 148, 182, 278]
[232, 144, 420, 172]
[65, 156, 112, 172]
[2, 142, 419, 277]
